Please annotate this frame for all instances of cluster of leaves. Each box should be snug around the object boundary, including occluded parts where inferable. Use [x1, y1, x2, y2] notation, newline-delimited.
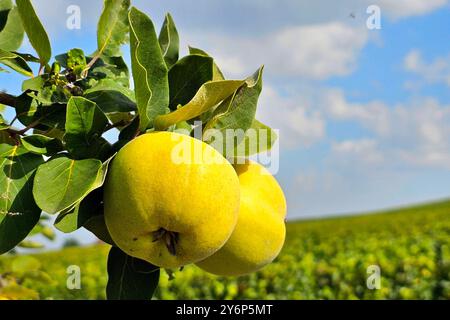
[0, 0, 277, 299]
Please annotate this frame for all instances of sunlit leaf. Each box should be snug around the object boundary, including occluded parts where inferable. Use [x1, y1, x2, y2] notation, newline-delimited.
[16, 0, 51, 65]
[189, 46, 225, 81]
[97, 0, 130, 57]
[154, 80, 244, 130]
[64, 97, 109, 159]
[0, 48, 33, 77]
[0, 6, 24, 51]
[203, 66, 264, 153]
[32, 156, 103, 214]
[0, 145, 44, 254]
[158, 13, 179, 68]
[129, 7, 169, 131]
[168, 54, 213, 110]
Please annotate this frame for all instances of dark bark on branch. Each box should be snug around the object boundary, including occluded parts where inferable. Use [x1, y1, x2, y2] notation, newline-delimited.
[0, 92, 17, 108]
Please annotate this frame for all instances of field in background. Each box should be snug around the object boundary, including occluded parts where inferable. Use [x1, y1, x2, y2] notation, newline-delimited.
[1, 200, 449, 299]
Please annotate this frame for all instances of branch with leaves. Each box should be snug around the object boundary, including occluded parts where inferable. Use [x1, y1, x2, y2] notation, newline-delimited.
[0, 0, 277, 300]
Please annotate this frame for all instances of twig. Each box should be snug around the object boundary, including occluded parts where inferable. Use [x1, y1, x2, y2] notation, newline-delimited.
[9, 115, 18, 126]
[104, 119, 130, 133]
[0, 92, 17, 108]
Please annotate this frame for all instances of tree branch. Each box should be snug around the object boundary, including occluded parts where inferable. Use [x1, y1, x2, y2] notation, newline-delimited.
[0, 92, 17, 108]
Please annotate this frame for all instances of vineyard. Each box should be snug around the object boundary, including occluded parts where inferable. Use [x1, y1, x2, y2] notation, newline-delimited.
[0, 200, 449, 300]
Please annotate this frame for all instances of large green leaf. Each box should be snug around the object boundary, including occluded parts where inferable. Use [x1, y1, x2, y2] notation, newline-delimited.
[234, 119, 278, 156]
[20, 134, 63, 156]
[129, 7, 169, 131]
[54, 156, 112, 233]
[54, 193, 96, 233]
[154, 80, 244, 130]
[168, 54, 213, 110]
[106, 247, 160, 300]
[84, 214, 114, 245]
[84, 79, 136, 113]
[64, 97, 109, 159]
[0, 145, 44, 254]
[189, 46, 225, 81]
[0, 6, 24, 51]
[97, 0, 130, 57]
[0, 0, 12, 26]
[55, 188, 114, 245]
[32, 156, 104, 214]
[203, 66, 264, 153]
[15, 92, 66, 129]
[0, 48, 33, 76]
[158, 13, 179, 68]
[88, 55, 130, 88]
[16, 0, 51, 66]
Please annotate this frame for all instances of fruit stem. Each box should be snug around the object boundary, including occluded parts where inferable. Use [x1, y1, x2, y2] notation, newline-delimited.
[152, 228, 179, 256]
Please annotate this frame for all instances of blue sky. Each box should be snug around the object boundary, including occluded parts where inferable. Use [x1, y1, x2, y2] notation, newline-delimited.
[1, 0, 450, 247]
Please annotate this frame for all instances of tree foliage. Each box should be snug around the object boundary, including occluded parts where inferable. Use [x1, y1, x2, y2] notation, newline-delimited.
[0, 0, 275, 300]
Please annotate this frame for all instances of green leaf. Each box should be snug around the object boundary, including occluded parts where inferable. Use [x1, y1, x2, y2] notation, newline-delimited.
[13, 52, 40, 63]
[54, 155, 113, 233]
[84, 79, 136, 113]
[189, 46, 225, 81]
[158, 13, 179, 68]
[15, 92, 66, 129]
[0, 48, 33, 77]
[20, 134, 63, 156]
[234, 119, 278, 156]
[0, 6, 25, 51]
[55, 188, 114, 245]
[0, 0, 12, 19]
[118, 115, 139, 141]
[0, 145, 44, 254]
[129, 7, 169, 131]
[54, 188, 101, 233]
[88, 55, 130, 88]
[21, 74, 45, 91]
[84, 214, 115, 245]
[106, 247, 160, 300]
[0, 0, 12, 24]
[16, 0, 51, 65]
[97, 0, 130, 57]
[154, 80, 244, 130]
[32, 156, 103, 214]
[203, 66, 264, 152]
[168, 54, 213, 110]
[64, 96, 109, 159]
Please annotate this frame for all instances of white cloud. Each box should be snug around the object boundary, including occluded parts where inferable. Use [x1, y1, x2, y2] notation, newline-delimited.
[378, 0, 448, 19]
[188, 22, 368, 80]
[256, 86, 326, 148]
[323, 90, 450, 170]
[332, 139, 383, 164]
[404, 50, 450, 87]
[324, 89, 391, 135]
